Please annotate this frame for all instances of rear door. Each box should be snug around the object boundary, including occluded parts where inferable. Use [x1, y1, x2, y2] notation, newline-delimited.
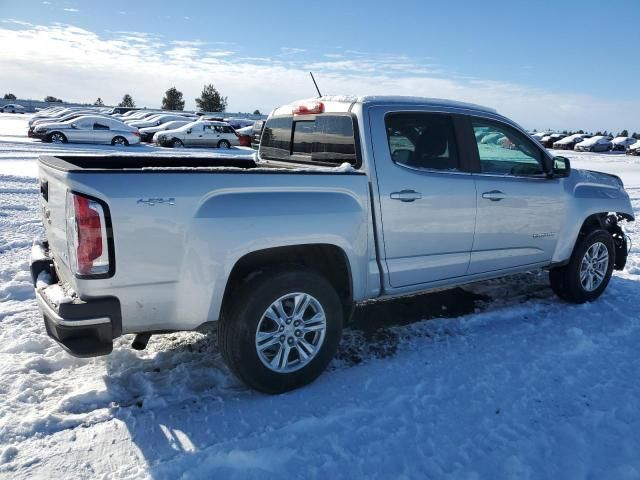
[93, 120, 112, 144]
[184, 124, 205, 146]
[467, 117, 565, 273]
[370, 108, 477, 287]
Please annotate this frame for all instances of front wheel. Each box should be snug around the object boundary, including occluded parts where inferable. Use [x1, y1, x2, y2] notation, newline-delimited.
[218, 267, 343, 393]
[48, 132, 67, 144]
[550, 229, 615, 303]
[172, 139, 184, 148]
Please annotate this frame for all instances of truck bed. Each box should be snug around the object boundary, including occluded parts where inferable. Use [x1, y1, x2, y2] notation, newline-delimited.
[37, 154, 372, 335]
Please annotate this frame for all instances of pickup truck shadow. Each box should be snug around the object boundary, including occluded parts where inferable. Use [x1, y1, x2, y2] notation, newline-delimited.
[100, 268, 602, 474]
[104, 272, 637, 478]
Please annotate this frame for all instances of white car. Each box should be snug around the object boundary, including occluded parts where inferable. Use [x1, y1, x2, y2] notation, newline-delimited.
[32, 115, 141, 146]
[1, 103, 25, 113]
[155, 121, 239, 148]
[552, 133, 590, 150]
[118, 111, 162, 121]
[127, 114, 195, 129]
[575, 136, 613, 152]
[29, 108, 97, 127]
[611, 136, 637, 152]
[139, 120, 192, 142]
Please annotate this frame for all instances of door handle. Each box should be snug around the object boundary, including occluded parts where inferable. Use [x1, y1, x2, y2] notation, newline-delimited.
[390, 190, 422, 202]
[481, 190, 506, 201]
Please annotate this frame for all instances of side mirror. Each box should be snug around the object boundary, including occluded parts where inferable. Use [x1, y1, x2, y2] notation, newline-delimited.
[70, 123, 77, 129]
[552, 156, 571, 178]
[187, 129, 192, 134]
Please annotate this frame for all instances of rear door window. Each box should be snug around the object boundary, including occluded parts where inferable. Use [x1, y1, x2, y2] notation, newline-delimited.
[385, 113, 460, 171]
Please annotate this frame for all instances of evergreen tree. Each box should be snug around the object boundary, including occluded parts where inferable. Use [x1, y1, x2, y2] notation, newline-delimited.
[253, 109, 261, 115]
[618, 129, 629, 138]
[195, 84, 227, 112]
[3, 93, 16, 100]
[94, 97, 105, 106]
[161, 87, 185, 111]
[633, 132, 640, 140]
[118, 94, 135, 108]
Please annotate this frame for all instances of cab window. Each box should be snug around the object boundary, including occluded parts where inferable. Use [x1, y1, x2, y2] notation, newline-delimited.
[385, 113, 459, 171]
[472, 120, 544, 176]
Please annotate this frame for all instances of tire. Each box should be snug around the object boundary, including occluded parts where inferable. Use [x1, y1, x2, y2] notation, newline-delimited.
[172, 139, 184, 148]
[112, 136, 128, 146]
[217, 140, 231, 149]
[48, 132, 67, 144]
[549, 229, 615, 303]
[218, 267, 343, 394]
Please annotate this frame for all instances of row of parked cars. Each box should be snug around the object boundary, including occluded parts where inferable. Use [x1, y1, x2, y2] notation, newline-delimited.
[25, 105, 263, 149]
[530, 131, 640, 155]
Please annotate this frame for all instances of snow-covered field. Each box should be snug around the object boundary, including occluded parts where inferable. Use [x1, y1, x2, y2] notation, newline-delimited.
[2, 113, 640, 479]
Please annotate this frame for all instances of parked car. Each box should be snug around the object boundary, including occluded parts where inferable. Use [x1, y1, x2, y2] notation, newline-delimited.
[1, 103, 26, 114]
[154, 121, 239, 148]
[28, 107, 97, 127]
[540, 133, 566, 148]
[611, 137, 637, 152]
[127, 114, 194, 129]
[31, 115, 141, 146]
[30, 96, 634, 394]
[627, 142, 640, 156]
[552, 133, 590, 150]
[575, 136, 613, 152]
[119, 111, 163, 121]
[108, 107, 140, 115]
[250, 119, 265, 149]
[235, 125, 253, 147]
[28, 111, 108, 136]
[138, 120, 191, 142]
[224, 117, 255, 129]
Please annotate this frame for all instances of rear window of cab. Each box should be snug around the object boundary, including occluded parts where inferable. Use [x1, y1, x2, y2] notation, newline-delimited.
[259, 114, 359, 167]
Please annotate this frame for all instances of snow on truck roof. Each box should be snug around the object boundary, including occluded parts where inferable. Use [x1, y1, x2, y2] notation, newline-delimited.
[273, 96, 497, 115]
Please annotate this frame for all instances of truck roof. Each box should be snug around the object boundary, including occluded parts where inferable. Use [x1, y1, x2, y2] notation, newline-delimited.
[273, 95, 497, 116]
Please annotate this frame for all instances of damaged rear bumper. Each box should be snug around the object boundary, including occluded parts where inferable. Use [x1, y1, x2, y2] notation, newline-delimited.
[30, 241, 122, 357]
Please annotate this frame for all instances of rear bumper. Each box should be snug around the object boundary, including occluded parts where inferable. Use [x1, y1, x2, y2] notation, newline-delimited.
[30, 241, 122, 357]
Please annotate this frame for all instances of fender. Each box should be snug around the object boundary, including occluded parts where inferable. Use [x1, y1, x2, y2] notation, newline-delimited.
[175, 186, 371, 328]
[552, 169, 634, 264]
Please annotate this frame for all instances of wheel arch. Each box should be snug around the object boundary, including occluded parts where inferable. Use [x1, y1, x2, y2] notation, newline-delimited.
[553, 211, 632, 270]
[221, 244, 354, 324]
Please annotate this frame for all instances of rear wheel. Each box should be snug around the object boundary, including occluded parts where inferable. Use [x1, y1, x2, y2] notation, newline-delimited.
[48, 132, 67, 144]
[112, 136, 128, 146]
[217, 139, 231, 149]
[549, 229, 614, 303]
[218, 267, 343, 394]
[172, 139, 184, 148]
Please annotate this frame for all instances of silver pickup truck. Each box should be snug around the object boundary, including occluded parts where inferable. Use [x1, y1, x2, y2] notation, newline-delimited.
[31, 96, 634, 393]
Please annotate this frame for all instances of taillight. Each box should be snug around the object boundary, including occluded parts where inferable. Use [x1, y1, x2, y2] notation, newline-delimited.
[66, 191, 111, 277]
[133, 131, 141, 137]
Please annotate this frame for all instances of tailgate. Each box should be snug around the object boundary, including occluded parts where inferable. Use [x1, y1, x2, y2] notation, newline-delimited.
[38, 160, 75, 288]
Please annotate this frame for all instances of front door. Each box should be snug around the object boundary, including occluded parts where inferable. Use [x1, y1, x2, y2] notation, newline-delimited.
[468, 118, 565, 274]
[370, 108, 477, 288]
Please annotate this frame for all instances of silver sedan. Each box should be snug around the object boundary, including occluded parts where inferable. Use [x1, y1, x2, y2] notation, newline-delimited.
[32, 115, 141, 146]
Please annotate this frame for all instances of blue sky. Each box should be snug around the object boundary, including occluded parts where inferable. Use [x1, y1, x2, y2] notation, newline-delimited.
[0, 0, 638, 131]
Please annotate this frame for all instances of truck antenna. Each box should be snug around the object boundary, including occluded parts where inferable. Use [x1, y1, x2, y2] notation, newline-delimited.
[309, 72, 322, 98]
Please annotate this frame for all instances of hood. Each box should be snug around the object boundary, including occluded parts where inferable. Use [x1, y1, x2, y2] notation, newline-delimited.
[573, 168, 624, 189]
[34, 122, 70, 131]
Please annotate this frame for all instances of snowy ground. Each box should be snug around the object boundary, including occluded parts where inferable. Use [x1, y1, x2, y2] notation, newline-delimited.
[2, 113, 640, 479]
